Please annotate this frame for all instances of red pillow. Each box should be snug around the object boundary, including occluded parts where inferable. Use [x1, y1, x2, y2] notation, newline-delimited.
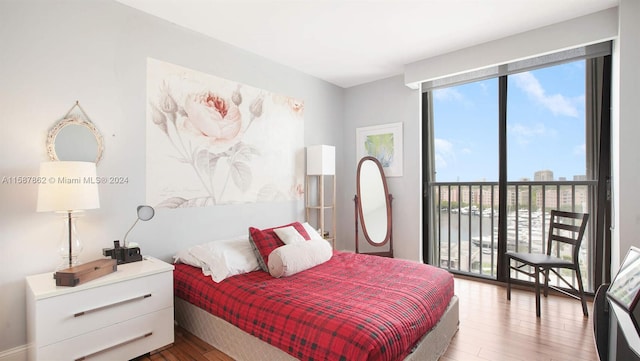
[249, 222, 310, 271]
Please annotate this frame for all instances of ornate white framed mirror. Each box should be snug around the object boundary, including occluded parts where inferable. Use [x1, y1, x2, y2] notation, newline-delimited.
[46, 102, 104, 164]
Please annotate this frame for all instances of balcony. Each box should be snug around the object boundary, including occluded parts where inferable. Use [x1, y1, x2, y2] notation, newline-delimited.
[430, 180, 597, 292]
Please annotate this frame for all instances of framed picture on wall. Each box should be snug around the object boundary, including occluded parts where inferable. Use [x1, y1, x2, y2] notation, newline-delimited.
[356, 122, 403, 177]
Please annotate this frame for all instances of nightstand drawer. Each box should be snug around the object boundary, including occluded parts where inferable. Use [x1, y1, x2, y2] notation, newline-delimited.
[34, 270, 172, 346]
[36, 307, 174, 361]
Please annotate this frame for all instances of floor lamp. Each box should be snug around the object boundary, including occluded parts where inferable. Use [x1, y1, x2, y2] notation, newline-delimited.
[305, 145, 336, 247]
[37, 161, 100, 269]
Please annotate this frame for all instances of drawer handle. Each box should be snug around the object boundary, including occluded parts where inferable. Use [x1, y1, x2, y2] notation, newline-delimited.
[74, 332, 153, 361]
[74, 293, 152, 317]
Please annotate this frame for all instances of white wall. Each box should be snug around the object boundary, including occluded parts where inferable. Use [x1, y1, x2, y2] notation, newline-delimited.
[0, 0, 343, 353]
[611, 0, 640, 272]
[342, 76, 422, 260]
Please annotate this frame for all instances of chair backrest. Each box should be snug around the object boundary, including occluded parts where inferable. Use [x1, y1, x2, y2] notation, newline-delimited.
[546, 210, 589, 262]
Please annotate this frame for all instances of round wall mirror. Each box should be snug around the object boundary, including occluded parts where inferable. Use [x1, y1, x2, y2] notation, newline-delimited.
[356, 156, 392, 247]
[46, 117, 104, 164]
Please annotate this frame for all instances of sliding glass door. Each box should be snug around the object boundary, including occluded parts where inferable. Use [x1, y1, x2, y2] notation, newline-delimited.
[505, 62, 593, 289]
[430, 79, 499, 276]
[423, 57, 605, 292]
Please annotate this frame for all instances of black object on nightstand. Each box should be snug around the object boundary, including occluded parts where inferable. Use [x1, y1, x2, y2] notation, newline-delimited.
[103, 240, 143, 264]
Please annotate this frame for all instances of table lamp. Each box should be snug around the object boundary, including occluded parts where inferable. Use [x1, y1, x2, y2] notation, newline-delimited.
[37, 161, 100, 269]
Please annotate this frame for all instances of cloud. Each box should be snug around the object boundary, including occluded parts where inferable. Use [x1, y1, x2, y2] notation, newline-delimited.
[508, 122, 553, 145]
[434, 138, 455, 168]
[511, 71, 579, 118]
[433, 88, 463, 102]
[479, 82, 489, 95]
[435, 138, 454, 154]
[435, 153, 447, 168]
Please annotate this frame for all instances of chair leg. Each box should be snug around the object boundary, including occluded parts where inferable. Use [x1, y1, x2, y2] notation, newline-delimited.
[535, 266, 541, 317]
[506, 257, 511, 301]
[575, 267, 589, 316]
[543, 268, 550, 297]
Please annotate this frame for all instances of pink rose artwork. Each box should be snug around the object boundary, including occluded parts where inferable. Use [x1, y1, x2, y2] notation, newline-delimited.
[184, 92, 242, 142]
[146, 59, 305, 208]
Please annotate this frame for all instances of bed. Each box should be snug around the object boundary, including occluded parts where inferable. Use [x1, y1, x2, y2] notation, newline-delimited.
[174, 248, 458, 361]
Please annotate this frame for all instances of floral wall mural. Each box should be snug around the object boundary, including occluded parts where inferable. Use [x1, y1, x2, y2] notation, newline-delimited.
[146, 58, 305, 208]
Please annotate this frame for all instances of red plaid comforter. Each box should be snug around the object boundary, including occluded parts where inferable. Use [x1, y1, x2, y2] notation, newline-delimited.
[174, 251, 454, 361]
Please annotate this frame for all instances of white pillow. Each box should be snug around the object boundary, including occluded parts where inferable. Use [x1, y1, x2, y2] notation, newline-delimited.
[301, 222, 324, 240]
[273, 226, 306, 244]
[268, 238, 333, 278]
[174, 236, 260, 282]
[173, 249, 207, 269]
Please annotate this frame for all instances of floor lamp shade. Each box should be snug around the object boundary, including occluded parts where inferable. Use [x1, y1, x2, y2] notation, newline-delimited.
[37, 161, 100, 212]
[306, 145, 335, 175]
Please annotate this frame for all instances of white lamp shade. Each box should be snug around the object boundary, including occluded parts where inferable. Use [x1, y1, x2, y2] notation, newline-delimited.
[37, 161, 100, 212]
[306, 145, 335, 175]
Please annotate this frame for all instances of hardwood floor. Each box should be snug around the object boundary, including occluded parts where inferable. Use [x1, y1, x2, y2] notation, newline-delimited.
[137, 327, 234, 361]
[442, 277, 597, 361]
[144, 277, 598, 361]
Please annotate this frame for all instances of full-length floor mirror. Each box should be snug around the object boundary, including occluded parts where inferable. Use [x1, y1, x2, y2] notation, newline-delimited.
[355, 156, 393, 257]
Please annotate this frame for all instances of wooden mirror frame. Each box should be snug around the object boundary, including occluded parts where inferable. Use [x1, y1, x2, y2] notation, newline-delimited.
[355, 156, 393, 257]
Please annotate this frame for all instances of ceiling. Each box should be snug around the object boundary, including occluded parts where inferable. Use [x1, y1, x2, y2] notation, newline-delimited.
[115, 0, 618, 88]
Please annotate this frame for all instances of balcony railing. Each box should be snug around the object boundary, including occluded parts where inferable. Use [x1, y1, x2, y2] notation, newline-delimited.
[430, 180, 597, 292]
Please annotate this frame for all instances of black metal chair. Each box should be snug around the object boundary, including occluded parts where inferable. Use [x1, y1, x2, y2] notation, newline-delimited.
[506, 210, 590, 317]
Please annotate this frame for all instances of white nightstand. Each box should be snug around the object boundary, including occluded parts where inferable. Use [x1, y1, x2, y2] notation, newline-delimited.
[26, 257, 174, 361]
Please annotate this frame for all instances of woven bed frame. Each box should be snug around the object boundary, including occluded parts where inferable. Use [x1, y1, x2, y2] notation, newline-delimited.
[175, 295, 459, 361]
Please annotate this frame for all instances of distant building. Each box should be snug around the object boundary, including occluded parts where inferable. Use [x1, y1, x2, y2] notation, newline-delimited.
[437, 170, 589, 213]
[534, 170, 554, 181]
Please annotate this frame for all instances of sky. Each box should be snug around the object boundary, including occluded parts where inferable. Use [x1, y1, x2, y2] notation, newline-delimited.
[432, 60, 587, 182]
